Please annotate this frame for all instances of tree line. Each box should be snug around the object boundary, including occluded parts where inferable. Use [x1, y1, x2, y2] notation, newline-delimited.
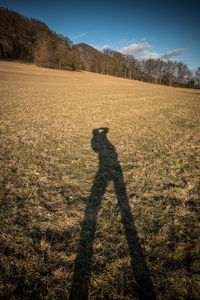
[0, 7, 82, 70]
[1, 7, 200, 88]
[75, 45, 200, 88]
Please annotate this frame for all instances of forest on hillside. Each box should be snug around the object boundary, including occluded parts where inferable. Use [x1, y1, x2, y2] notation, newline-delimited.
[1, 7, 200, 88]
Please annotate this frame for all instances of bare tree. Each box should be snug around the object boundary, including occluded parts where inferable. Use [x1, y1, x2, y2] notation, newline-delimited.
[176, 62, 191, 87]
[195, 67, 200, 87]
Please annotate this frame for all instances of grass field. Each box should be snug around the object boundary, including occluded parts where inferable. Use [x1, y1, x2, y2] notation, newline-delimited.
[0, 61, 200, 299]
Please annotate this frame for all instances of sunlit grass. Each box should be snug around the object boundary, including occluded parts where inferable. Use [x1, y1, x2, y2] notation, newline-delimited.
[0, 61, 200, 299]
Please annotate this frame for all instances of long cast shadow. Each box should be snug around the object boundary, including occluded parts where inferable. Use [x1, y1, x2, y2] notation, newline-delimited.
[70, 128, 155, 299]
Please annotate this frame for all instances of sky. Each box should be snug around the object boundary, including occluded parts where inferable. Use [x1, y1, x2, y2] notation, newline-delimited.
[1, 0, 200, 70]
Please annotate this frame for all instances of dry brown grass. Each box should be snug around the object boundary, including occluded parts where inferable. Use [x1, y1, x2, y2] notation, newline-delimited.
[0, 61, 200, 299]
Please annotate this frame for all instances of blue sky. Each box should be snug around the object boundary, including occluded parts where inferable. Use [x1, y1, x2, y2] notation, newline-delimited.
[2, 0, 200, 70]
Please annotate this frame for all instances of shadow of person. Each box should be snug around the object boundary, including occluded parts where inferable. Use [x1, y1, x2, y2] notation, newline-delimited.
[70, 128, 155, 300]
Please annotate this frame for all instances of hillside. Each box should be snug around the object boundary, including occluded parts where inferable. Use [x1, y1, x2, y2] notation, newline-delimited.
[0, 7, 197, 87]
[0, 61, 200, 299]
[73, 43, 102, 70]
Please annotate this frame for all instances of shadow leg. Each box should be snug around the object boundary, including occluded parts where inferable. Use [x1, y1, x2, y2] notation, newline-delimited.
[70, 172, 108, 300]
[113, 169, 155, 299]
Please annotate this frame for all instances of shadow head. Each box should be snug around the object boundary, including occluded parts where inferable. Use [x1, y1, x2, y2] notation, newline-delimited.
[91, 127, 109, 153]
[92, 127, 109, 136]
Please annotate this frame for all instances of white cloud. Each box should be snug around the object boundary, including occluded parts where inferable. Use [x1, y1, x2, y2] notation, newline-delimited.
[91, 44, 109, 51]
[72, 32, 87, 40]
[161, 48, 187, 59]
[140, 50, 160, 60]
[120, 39, 187, 60]
[121, 40, 153, 55]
